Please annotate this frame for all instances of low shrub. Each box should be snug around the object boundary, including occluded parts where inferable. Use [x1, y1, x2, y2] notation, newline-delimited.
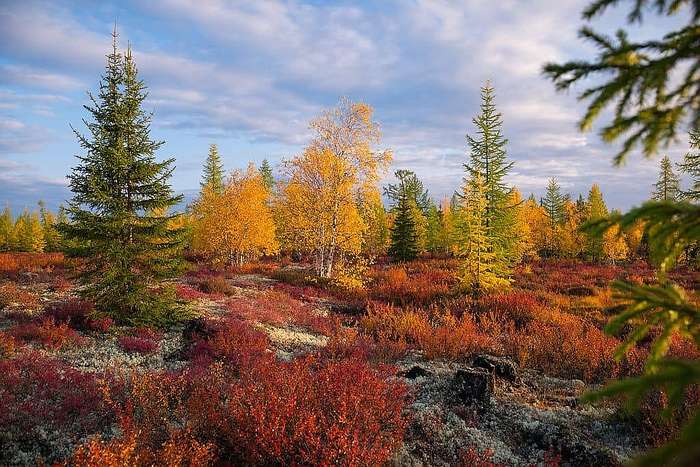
[0, 353, 113, 465]
[215, 355, 408, 465]
[0, 282, 38, 309]
[369, 265, 453, 306]
[45, 299, 112, 333]
[0, 252, 65, 277]
[9, 318, 87, 350]
[197, 275, 237, 296]
[117, 336, 159, 354]
[467, 290, 545, 328]
[187, 318, 272, 370]
[71, 334, 408, 466]
[175, 284, 209, 301]
[0, 331, 17, 357]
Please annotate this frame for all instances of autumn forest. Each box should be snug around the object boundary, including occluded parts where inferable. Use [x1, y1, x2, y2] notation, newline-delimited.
[1, 0, 700, 466]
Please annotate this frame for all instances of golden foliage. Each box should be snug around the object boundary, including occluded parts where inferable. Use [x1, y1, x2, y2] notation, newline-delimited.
[192, 163, 278, 265]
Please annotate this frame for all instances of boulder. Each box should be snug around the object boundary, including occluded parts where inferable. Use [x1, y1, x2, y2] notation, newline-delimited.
[453, 367, 494, 403]
[398, 365, 432, 379]
[472, 354, 518, 382]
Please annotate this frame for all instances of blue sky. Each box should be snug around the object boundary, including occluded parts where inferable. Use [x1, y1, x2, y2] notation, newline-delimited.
[0, 0, 692, 213]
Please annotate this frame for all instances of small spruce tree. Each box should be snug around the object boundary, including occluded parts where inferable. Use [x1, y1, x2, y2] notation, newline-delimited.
[201, 144, 225, 194]
[541, 178, 566, 226]
[678, 128, 700, 201]
[259, 159, 274, 192]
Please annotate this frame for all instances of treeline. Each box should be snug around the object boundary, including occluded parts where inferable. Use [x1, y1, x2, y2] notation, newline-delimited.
[0, 202, 63, 253]
[185, 84, 677, 293]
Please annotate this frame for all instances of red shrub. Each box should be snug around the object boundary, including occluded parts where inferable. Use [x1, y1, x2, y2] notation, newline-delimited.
[369, 264, 454, 306]
[9, 317, 87, 350]
[45, 299, 112, 333]
[187, 318, 271, 370]
[0, 331, 17, 357]
[118, 336, 159, 354]
[0, 352, 113, 462]
[176, 283, 208, 301]
[50, 276, 72, 293]
[0, 282, 38, 309]
[468, 290, 545, 328]
[458, 447, 502, 467]
[226, 290, 338, 335]
[197, 275, 237, 296]
[72, 345, 407, 466]
[0, 252, 65, 276]
[216, 355, 408, 465]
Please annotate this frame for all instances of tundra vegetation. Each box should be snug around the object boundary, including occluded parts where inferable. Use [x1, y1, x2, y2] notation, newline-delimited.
[1, 1, 699, 465]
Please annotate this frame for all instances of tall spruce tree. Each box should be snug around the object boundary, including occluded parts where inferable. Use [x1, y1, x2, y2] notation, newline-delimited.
[678, 128, 700, 201]
[201, 144, 224, 194]
[385, 169, 431, 213]
[541, 178, 566, 225]
[61, 33, 183, 325]
[652, 155, 681, 201]
[259, 159, 274, 192]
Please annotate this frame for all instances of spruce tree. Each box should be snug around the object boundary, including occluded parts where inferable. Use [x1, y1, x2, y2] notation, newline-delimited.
[652, 155, 681, 201]
[201, 144, 224, 194]
[388, 191, 419, 262]
[259, 159, 274, 192]
[61, 33, 184, 325]
[463, 82, 517, 273]
[541, 178, 565, 225]
[678, 128, 700, 201]
[386, 170, 428, 260]
[384, 169, 430, 213]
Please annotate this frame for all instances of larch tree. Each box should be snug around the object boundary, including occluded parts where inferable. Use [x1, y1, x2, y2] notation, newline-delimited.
[201, 144, 225, 195]
[61, 35, 184, 325]
[651, 155, 681, 201]
[463, 82, 518, 275]
[0, 207, 15, 251]
[38, 201, 60, 252]
[585, 184, 609, 261]
[678, 128, 700, 201]
[358, 189, 389, 256]
[192, 163, 278, 265]
[455, 174, 511, 295]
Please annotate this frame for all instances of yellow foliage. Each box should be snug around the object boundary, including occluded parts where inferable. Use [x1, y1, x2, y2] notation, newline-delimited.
[192, 163, 278, 265]
[279, 147, 364, 277]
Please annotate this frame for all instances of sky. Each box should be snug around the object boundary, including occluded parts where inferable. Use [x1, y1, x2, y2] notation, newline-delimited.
[0, 0, 693, 213]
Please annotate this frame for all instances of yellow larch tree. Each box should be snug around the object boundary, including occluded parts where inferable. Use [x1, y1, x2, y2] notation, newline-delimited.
[555, 200, 587, 258]
[522, 196, 549, 258]
[192, 163, 278, 266]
